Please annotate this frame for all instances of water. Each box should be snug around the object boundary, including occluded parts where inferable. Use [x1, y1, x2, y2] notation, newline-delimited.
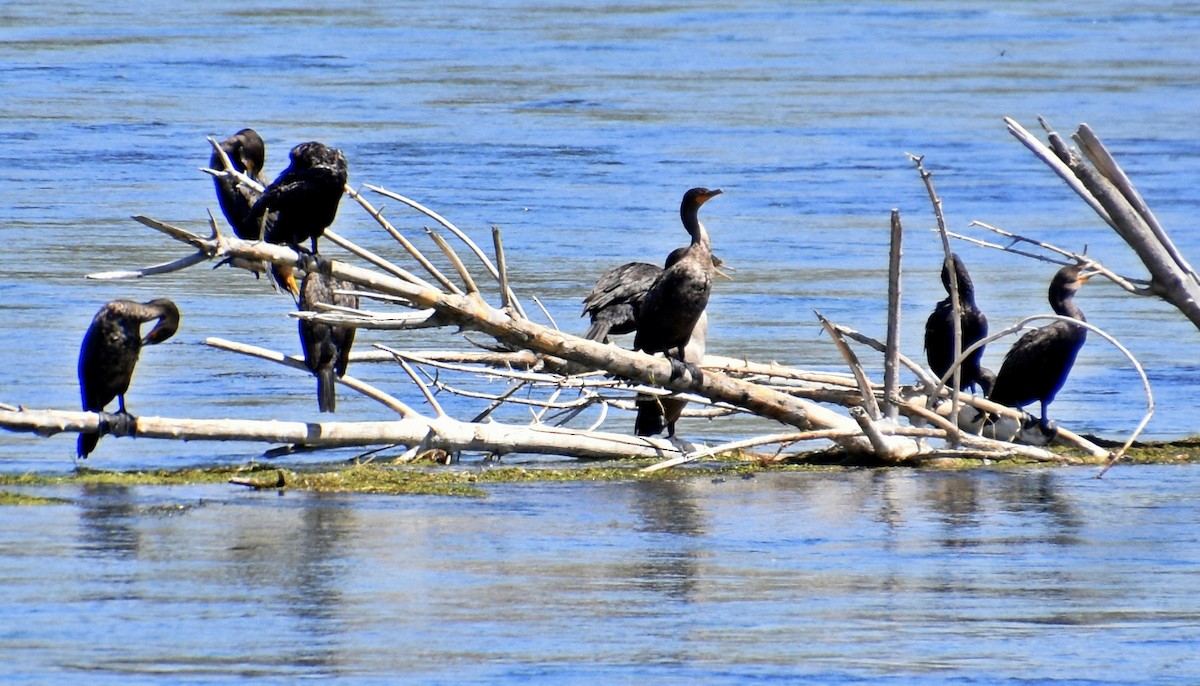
[3, 1, 1200, 682]
[5, 467, 1200, 684]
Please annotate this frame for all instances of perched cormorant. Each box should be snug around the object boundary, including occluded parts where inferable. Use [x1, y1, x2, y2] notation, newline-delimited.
[987, 264, 1092, 433]
[298, 259, 359, 413]
[77, 299, 180, 458]
[582, 250, 726, 343]
[633, 187, 722, 380]
[251, 141, 348, 253]
[924, 252, 991, 393]
[248, 141, 347, 297]
[210, 128, 266, 240]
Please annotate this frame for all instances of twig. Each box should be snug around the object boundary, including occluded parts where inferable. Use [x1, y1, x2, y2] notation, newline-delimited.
[342, 185, 463, 295]
[1005, 116, 1115, 227]
[322, 228, 437, 291]
[815, 311, 882, 419]
[397, 358, 446, 418]
[426, 227, 480, 295]
[366, 184, 529, 319]
[531, 296, 559, 331]
[492, 225, 514, 314]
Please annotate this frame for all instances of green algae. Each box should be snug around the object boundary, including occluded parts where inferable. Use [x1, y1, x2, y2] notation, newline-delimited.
[0, 441, 1196, 504]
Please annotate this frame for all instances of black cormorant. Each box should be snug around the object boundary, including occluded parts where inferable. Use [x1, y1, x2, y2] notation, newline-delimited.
[924, 252, 991, 393]
[251, 141, 348, 253]
[77, 299, 181, 458]
[210, 128, 266, 240]
[987, 264, 1091, 433]
[298, 259, 359, 413]
[632, 187, 722, 380]
[582, 249, 725, 343]
[250, 141, 348, 296]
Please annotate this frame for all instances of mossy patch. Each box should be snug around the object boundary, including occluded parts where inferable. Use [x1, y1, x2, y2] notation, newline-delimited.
[0, 441, 1195, 503]
[0, 489, 66, 506]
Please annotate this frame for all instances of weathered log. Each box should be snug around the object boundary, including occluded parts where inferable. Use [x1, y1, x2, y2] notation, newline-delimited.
[0, 407, 688, 460]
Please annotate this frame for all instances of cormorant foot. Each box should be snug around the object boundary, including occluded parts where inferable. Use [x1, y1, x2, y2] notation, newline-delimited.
[666, 358, 704, 384]
[1038, 418, 1059, 441]
[102, 411, 138, 438]
[667, 357, 688, 381]
[668, 434, 697, 453]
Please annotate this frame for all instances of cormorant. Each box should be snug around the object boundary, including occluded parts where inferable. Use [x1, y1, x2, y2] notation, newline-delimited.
[77, 299, 180, 458]
[251, 141, 348, 253]
[298, 259, 359, 413]
[924, 252, 991, 393]
[210, 128, 266, 240]
[633, 187, 722, 381]
[250, 141, 348, 297]
[987, 264, 1092, 433]
[582, 250, 726, 343]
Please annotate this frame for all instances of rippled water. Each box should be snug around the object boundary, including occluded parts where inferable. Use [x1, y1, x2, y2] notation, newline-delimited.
[3, 1, 1200, 682]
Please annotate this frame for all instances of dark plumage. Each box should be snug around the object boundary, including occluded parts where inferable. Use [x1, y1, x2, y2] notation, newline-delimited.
[77, 299, 180, 458]
[988, 264, 1091, 431]
[924, 253, 990, 393]
[635, 311, 708, 437]
[210, 128, 266, 240]
[251, 141, 348, 253]
[582, 261, 664, 342]
[582, 250, 727, 343]
[299, 261, 359, 413]
[632, 187, 722, 380]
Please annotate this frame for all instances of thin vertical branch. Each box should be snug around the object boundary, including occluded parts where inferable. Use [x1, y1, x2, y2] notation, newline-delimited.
[493, 225, 514, 314]
[883, 209, 903, 421]
[908, 153, 962, 445]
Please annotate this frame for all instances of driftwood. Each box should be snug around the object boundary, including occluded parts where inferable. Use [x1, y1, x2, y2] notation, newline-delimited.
[3, 128, 1159, 468]
[1006, 117, 1200, 327]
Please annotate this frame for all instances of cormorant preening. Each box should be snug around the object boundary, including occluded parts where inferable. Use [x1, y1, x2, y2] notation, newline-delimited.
[210, 128, 266, 240]
[633, 187, 722, 381]
[299, 260, 359, 413]
[251, 141, 348, 253]
[251, 141, 348, 296]
[77, 299, 180, 458]
[987, 264, 1092, 433]
[924, 252, 991, 394]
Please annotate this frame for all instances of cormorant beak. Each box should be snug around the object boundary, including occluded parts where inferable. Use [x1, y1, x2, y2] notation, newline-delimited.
[702, 188, 724, 203]
[1078, 270, 1099, 283]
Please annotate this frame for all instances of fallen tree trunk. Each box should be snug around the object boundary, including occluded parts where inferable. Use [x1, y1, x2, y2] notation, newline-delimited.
[0, 407, 692, 460]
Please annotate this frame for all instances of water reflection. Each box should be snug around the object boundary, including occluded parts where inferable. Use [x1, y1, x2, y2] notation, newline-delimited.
[76, 484, 141, 560]
[224, 495, 356, 673]
[627, 480, 705, 603]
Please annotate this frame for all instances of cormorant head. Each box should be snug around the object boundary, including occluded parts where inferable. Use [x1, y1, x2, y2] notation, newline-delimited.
[682, 187, 723, 211]
[233, 128, 265, 177]
[1050, 264, 1091, 301]
[288, 141, 348, 175]
[940, 253, 969, 289]
[141, 299, 180, 345]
